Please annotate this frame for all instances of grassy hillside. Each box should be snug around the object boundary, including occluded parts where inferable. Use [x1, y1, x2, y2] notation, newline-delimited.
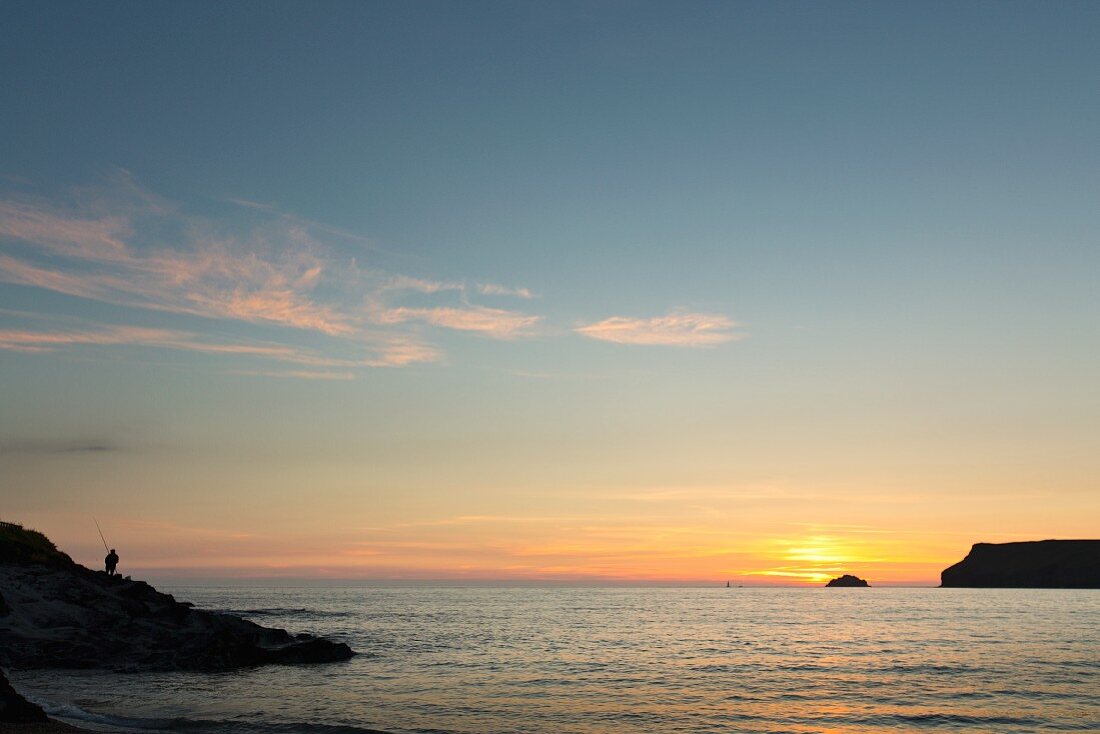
[0, 520, 73, 566]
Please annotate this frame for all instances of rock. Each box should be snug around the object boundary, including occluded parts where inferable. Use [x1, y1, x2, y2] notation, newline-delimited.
[0, 520, 356, 672]
[268, 638, 355, 665]
[1, 668, 48, 723]
[940, 540, 1100, 588]
[825, 574, 869, 587]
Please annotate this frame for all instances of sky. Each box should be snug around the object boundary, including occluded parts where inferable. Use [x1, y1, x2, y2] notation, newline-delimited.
[1, 1, 1098, 585]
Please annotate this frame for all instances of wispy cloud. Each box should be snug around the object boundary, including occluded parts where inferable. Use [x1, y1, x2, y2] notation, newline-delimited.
[0, 174, 544, 374]
[1, 174, 741, 374]
[477, 283, 535, 299]
[0, 321, 441, 375]
[0, 325, 187, 353]
[224, 197, 278, 212]
[576, 310, 741, 346]
[0, 188, 353, 335]
[379, 276, 534, 300]
[372, 305, 540, 339]
[0, 200, 131, 262]
[146, 246, 354, 335]
[0, 324, 310, 359]
[0, 254, 131, 303]
[379, 274, 464, 294]
[364, 338, 444, 367]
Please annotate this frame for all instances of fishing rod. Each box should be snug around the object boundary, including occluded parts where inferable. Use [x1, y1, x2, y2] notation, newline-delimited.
[93, 517, 110, 552]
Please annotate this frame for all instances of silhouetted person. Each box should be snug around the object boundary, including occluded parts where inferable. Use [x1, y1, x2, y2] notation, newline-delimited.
[105, 549, 119, 577]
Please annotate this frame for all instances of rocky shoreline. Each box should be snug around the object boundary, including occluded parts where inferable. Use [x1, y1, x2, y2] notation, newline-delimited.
[0, 523, 355, 672]
[0, 520, 355, 730]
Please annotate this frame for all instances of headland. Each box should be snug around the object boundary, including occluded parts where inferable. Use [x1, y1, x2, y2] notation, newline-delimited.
[940, 540, 1100, 588]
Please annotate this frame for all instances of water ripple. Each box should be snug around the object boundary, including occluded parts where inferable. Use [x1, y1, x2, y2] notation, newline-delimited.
[11, 587, 1099, 734]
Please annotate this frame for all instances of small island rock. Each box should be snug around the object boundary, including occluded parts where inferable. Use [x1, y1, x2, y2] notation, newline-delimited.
[825, 574, 869, 587]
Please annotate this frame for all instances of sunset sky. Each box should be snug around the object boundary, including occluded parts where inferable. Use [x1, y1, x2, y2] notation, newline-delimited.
[2, 2, 1098, 585]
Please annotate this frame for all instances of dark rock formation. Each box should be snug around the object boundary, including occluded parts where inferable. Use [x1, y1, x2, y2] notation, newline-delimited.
[940, 540, 1100, 588]
[825, 574, 869, 587]
[0, 521, 355, 672]
[1, 668, 48, 723]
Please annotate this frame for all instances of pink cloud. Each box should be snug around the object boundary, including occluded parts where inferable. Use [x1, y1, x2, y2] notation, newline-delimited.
[477, 283, 535, 299]
[0, 317, 443, 378]
[0, 254, 125, 300]
[0, 177, 555, 367]
[364, 338, 444, 367]
[380, 275, 463, 294]
[0, 200, 131, 262]
[0, 324, 310, 360]
[373, 305, 539, 339]
[576, 311, 741, 346]
[0, 174, 401, 337]
[0, 325, 182, 351]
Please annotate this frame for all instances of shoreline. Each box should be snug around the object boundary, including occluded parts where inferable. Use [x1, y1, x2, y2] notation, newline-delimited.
[2, 722, 92, 733]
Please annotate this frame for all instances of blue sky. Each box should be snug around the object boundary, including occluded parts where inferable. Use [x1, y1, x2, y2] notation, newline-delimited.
[1, 2, 1098, 582]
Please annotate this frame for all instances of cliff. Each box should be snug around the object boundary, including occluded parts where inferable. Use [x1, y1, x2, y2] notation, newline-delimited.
[940, 540, 1100, 588]
[0, 520, 355, 671]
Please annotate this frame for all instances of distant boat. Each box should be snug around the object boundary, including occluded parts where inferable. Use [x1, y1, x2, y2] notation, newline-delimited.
[726, 581, 730, 588]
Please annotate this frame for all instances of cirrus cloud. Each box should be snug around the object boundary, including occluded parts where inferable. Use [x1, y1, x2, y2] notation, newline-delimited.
[477, 283, 535, 299]
[371, 305, 540, 339]
[576, 311, 741, 346]
[0, 320, 440, 374]
[0, 174, 540, 375]
[1, 174, 743, 377]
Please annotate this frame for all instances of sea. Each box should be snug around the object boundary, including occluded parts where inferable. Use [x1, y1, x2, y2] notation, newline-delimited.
[9, 586, 1099, 733]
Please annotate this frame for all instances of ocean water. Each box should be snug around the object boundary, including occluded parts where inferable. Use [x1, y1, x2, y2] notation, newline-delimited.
[10, 586, 1099, 733]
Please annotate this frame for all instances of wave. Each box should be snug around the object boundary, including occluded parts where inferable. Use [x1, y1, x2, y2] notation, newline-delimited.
[833, 712, 1049, 728]
[216, 607, 352, 619]
[172, 725, 392, 734]
[37, 699, 186, 732]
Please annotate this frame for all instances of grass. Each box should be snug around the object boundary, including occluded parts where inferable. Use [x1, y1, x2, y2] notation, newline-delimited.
[0, 520, 69, 565]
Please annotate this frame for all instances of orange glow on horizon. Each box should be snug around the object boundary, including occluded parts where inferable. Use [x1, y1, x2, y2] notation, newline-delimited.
[16, 509, 979, 586]
[16, 471, 1095, 589]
